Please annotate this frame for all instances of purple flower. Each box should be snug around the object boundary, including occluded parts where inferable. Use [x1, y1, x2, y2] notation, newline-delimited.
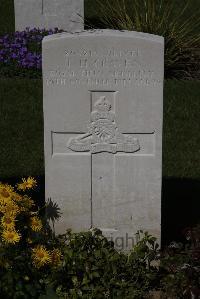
[0, 27, 63, 74]
[11, 53, 18, 59]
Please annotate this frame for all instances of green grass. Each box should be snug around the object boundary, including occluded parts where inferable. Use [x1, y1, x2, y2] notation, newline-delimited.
[0, 79, 199, 180]
[163, 80, 200, 179]
[0, 0, 15, 35]
[0, 79, 44, 179]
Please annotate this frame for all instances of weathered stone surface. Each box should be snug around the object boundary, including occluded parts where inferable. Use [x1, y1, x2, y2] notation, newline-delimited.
[14, 0, 84, 31]
[43, 30, 164, 250]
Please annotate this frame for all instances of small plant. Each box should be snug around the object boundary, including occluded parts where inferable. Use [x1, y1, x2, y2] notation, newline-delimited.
[50, 229, 160, 299]
[160, 225, 200, 298]
[93, 0, 200, 79]
[0, 27, 62, 78]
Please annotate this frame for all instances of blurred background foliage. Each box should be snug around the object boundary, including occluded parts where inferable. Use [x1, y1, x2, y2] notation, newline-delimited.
[85, 0, 200, 79]
[85, 0, 200, 23]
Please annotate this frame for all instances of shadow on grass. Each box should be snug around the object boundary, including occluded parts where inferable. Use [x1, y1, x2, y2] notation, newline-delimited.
[162, 177, 200, 246]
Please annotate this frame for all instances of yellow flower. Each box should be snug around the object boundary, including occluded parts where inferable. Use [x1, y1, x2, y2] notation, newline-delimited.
[30, 216, 42, 232]
[0, 201, 20, 216]
[0, 184, 14, 202]
[32, 245, 51, 268]
[17, 195, 34, 213]
[1, 215, 16, 230]
[2, 229, 21, 244]
[50, 249, 62, 267]
[12, 192, 22, 202]
[23, 195, 34, 208]
[17, 177, 37, 191]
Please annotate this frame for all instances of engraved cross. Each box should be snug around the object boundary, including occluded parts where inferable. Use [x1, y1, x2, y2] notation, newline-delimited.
[52, 91, 155, 235]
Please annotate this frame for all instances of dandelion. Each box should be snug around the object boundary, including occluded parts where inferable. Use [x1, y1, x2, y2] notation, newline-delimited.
[2, 229, 21, 244]
[32, 245, 51, 268]
[1, 215, 16, 230]
[30, 216, 42, 232]
[50, 249, 62, 267]
[17, 177, 37, 191]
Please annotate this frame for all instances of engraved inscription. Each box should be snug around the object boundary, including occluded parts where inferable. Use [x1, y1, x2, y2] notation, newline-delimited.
[67, 96, 140, 154]
[65, 48, 140, 58]
[45, 47, 162, 87]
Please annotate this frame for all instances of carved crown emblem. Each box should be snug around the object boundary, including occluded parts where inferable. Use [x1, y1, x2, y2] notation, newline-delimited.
[67, 96, 140, 154]
[95, 96, 112, 112]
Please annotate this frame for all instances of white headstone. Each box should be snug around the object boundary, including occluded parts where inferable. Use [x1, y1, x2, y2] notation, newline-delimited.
[14, 0, 84, 31]
[43, 30, 164, 250]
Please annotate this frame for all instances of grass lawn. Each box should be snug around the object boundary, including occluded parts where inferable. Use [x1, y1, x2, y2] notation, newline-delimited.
[163, 80, 200, 179]
[0, 79, 44, 179]
[0, 0, 15, 35]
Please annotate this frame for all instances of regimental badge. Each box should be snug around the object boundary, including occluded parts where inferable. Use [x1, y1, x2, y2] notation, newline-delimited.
[67, 96, 140, 154]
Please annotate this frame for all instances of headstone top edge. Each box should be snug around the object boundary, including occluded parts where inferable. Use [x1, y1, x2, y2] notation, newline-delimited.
[42, 29, 164, 44]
